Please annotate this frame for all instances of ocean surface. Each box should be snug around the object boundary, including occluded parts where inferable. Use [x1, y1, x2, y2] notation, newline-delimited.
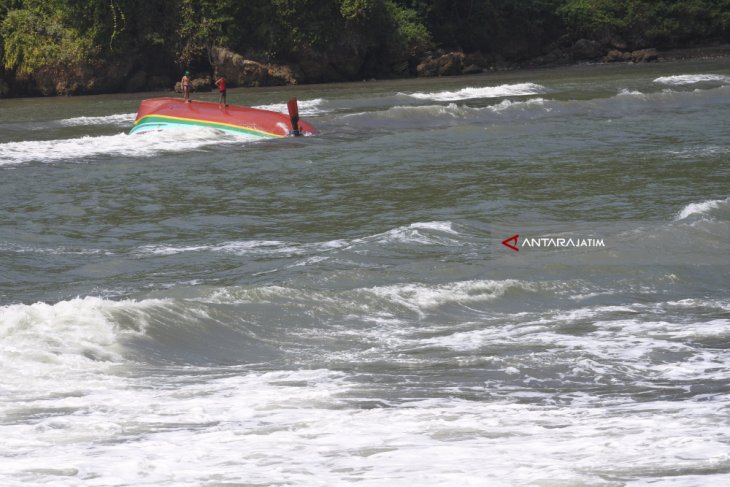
[1, 59, 729, 486]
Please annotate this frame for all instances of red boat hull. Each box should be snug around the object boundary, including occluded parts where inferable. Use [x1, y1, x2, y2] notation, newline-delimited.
[129, 97, 317, 138]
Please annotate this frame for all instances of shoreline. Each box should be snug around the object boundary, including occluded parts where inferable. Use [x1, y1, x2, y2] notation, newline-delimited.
[1, 43, 729, 101]
[510, 43, 730, 72]
[652, 44, 730, 62]
[176, 43, 730, 97]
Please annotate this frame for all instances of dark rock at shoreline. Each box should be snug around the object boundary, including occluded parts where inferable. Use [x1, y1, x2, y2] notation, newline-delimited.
[89, 61, 139, 94]
[462, 52, 488, 74]
[571, 38, 604, 61]
[657, 44, 730, 60]
[414, 50, 501, 77]
[295, 42, 396, 83]
[30, 65, 81, 95]
[417, 52, 465, 76]
[174, 74, 211, 93]
[631, 48, 658, 62]
[605, 49, 633, 62]
[464, 52, 488, 68]
[293, 51, 339, 82]
[210, 47, 297, 87]
[530, 47, 571, 66]
[604, 47, 658, 63]
[192, 75, 212, 92]
[13, 59, 138, 96]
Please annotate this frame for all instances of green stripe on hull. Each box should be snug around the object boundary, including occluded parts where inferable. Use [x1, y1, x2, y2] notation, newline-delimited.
[130, 115, 281, 138]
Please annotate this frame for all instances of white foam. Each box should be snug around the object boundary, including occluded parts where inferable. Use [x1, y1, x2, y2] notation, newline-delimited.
[137, 240, 289, 256]
[367, 221, 461, 246]
[398, 297, 730, 382]
[488, 97, 547, 112]
[675, 197, 730, 220]
[342, 98, 550, 125]
[667, 298, 730, 312]
[404, 82, 546, 101]
[666, 145, 730, 159]
[136, 221, 458, 258]
[544, 316, 730, 382]
[254, 98, 325, 116]
[407, 221, 458, 234]
[375, 103, 474, 119]
[2, 292, 729, 485]
[0, 242, 112, 256]
[136, 239, 347, 258]
[369, 279, 532, 315]
[617, 88, 646, 98]
[654, 74, 730, 85]
[0, 297, 161, 376]
[0, 129, 246, 165]
[59, 112, 136, 127]
[195, 278, 531, 321]
[2, 376, 728, 486]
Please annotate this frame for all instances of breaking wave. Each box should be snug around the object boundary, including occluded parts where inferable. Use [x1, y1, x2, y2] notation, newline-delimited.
[59, 112, 136, 127]
[616, 88, 646, 98]
[0, 297, 162, 374]
[654, 74, 730, 86]
[254, 98, 326, 116]
[402, 82, 547, 101]
[339, 81, 728, 130]
[674, 197, 730, 221]
[135, 221, 462, 258]
[0, 128, 252, 165]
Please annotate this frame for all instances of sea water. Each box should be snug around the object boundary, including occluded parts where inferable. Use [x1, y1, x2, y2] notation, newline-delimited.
[1, 59, 729, 486]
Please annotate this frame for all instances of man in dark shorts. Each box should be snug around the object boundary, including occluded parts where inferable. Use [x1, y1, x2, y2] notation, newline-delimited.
[215, 75, 227, 108]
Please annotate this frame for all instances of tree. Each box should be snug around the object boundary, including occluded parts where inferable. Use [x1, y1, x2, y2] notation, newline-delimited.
[1, 0, 96, 77]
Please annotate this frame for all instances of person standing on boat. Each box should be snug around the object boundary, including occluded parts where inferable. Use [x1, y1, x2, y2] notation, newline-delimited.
[181, 71, 191, 103]
[215, 75, 227, 108]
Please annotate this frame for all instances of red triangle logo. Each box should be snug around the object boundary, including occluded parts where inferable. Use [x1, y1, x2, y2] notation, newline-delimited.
[502, 234, 520, 252]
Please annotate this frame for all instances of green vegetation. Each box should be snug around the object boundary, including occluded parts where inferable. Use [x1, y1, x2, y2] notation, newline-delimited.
[0, 0, 728, 95]
[0, 0, 96, 76]
[559, 0, 730, 46]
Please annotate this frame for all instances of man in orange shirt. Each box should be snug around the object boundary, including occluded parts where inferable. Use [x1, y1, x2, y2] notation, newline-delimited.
[215, 75, 227, 108]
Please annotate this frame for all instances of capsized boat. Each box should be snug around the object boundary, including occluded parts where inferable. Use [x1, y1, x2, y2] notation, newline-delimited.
[129, 97, 317, 138]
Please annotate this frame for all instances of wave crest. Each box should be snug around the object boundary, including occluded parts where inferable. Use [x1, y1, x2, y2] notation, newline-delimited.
[654, 74, 730, 86]
[675, 197, 730, 221]
[0, 129, 249, 165]
[59, 113, 136, 127]
[402, 83, 547, 101]
[253, 98, 325, 116]
[0, 297, 164, 373]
